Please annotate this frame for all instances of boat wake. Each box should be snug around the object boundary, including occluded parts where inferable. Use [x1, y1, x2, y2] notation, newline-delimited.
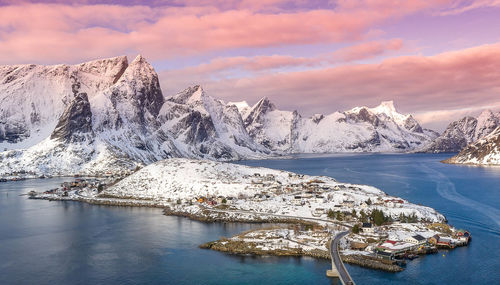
[420, 164, 500, 233]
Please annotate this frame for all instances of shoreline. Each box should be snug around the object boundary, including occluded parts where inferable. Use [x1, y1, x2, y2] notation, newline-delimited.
[29, 195, 438, 273]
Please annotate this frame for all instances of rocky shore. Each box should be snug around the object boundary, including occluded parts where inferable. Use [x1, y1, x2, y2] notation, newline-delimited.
[200, 237, 403, 272]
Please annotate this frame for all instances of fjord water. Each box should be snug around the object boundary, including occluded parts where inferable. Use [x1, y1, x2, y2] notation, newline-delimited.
[1, 154, 499, 284]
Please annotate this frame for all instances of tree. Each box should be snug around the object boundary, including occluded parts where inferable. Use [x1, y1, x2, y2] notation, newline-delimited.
[336, 211, 343, 221]
[327, 209, 335, 219]
[360, 210, 367, 222]
[371, 209, 388, 226]
[351, 209, 357, 217]
[222, 198, 227, 204]
[352, 224, 360, 234]
[366, 198, 372, 205]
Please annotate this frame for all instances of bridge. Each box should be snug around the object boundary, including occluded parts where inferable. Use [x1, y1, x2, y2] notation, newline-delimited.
[326, 231, 355, 285]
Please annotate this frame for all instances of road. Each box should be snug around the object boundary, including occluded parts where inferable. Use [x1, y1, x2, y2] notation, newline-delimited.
[330, 231, 355, 285]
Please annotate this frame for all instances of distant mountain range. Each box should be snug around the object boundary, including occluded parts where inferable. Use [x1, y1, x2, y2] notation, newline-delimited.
[422, 110, 500, 153]
[0, 55, 498, 174]
[231, 98, 438, 153]
[443, 126, 500, 165]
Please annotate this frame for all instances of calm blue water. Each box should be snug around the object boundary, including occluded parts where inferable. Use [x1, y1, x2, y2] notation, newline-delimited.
[1, 153, 499, 284]
[238, 153, 500, 284]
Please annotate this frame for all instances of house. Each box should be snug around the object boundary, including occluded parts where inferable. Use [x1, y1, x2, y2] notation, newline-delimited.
[342, 200, 355, 207]
[253, 194, 264, 202]
[384, 199, 404, 208]
[405, 234, 427, 245]
[293, 196, 303, 206]
[436, 237, 455, 248]
[376, 240, 415, 257]
[263, 174, 275, 181]
[362, 222, 374, 233]
[312, 208, 325, 217]
[456, 229, 471, 244]
[312, 195, 325, 203]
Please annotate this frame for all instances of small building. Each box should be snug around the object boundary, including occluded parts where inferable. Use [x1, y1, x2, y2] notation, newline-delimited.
[456, 229, 471, 244]
[342, 200, 355, 207]
[312, 195, 325, 203]
[312, 208, 325, 217]
[436, 237, 454, 248]
[405, 234, 427, 245]
[362, 222, 374, 233]
[293, 196, 303, 206]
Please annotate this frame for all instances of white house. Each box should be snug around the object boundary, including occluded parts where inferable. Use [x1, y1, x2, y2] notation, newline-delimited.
[362, 222, 375, 233]
[405, 234, 427, 245]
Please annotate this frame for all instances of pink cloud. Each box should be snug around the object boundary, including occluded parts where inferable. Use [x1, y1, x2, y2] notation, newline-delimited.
[160, 43, 500, 130]
[330, 39, 404, 62]
[0, 1, 451, 64]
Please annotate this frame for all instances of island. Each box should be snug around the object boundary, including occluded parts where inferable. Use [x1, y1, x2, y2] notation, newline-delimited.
[28, 158, 470, 273]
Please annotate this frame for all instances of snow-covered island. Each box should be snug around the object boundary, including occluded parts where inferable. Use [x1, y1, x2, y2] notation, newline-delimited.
[27, 158, 470, 272]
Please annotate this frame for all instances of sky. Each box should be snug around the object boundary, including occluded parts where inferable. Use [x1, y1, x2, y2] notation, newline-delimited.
[0, 1, 500, 131]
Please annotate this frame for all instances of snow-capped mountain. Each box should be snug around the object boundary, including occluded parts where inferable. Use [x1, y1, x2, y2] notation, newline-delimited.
[236, 99, 438, 153]
[423, 110, 500, 153]
[443, 126, 500, 165]
[158, 85, 270, 160]
[0, 56, 270, 175]
[0, 56, 128, 150]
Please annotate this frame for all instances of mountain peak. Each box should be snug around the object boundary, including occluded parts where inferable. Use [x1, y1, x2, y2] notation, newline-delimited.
[131, 54, 146, 64]
[255, 97, 276, 112]
[169, 85, 206, 105]
[373, 100, 396, 114]
[478, 109, 494, 119]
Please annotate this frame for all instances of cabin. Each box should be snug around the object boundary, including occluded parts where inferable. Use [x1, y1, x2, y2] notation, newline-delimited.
[405, 234, 427, 245]
[312, 208, 325, 217]
[376, 240, 415, 257]
[436, 237, 454, 248]
[312, 195, 325, 203]
[456, 229, 471, 244]
[342, 200, 355, 207]
[362, 222, 374, 233]
[293, 196, 303, 206]
[263, 174, 275, 181]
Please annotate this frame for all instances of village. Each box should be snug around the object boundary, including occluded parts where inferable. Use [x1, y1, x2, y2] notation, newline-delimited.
[25, 158, 470, 272]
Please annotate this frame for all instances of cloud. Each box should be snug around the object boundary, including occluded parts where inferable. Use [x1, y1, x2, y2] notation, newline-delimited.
[0, 1, 450, 64]
[330, 39, 404, 62]
[160, 43, 500, 130]
[414, 103, 500, 131]
[439, 0, 500, 15]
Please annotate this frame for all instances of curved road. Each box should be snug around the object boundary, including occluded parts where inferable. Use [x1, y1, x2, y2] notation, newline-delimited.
[330, 231, 355, 285]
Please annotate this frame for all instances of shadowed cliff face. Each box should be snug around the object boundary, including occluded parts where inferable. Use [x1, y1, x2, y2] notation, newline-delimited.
[50, 93, 93, 143]
[444, 126, 500, 165]
[0, 56, 128, 146]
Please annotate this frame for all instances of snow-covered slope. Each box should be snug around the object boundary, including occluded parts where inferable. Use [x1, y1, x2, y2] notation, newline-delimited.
[423, 110, 500, 153]
[237, 99, 437, 152]
[104, 158, 445, 222]
[0, 57, 270, 175]
[443, 126, 500, 165]
[0, 56, 128, 150]
[158, 85, 270, 160]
